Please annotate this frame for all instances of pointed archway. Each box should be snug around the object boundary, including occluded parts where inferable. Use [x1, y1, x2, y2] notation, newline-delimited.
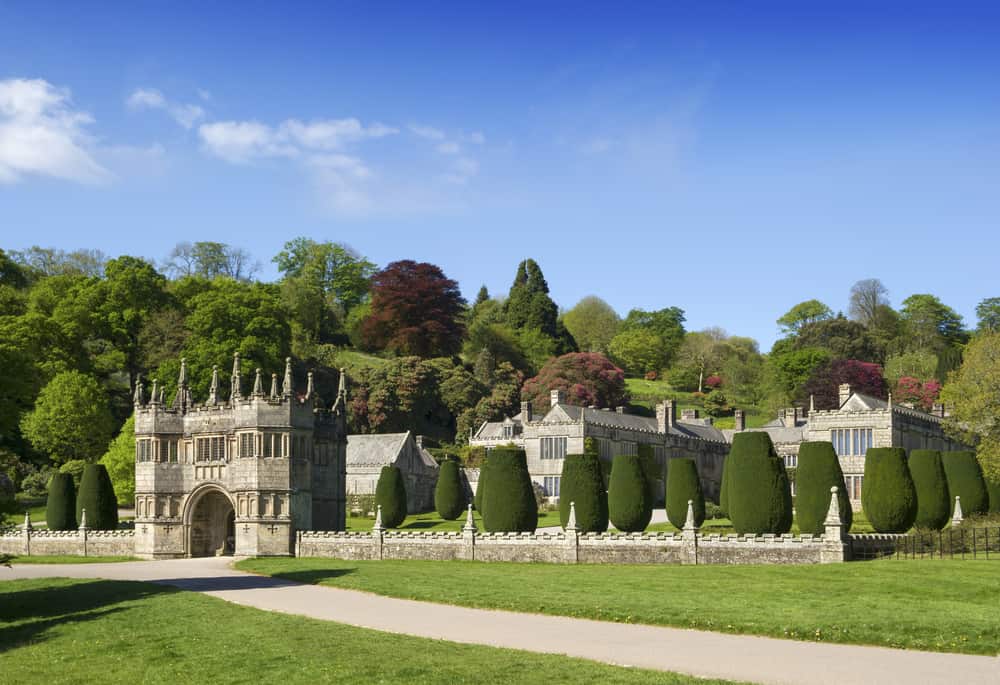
[186, 486, 236, 557]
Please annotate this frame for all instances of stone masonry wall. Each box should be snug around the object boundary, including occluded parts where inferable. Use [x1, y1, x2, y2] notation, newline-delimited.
[0, 527, 135, 557]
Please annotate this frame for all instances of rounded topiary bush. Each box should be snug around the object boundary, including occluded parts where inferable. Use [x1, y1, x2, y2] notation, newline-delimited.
[908, 449, 950, 530]
[727, 432, 793, 535]
[665, 458, 705, 529]
[482, 447, 537, 532]
[608, 454, 652, 532]
[46, 471, 77, 530]
[795, 441, 852, 535]
[76, 463, 118, 530]
[434, 460, 465, 520]
[862, 447, 917, 533]
[942, 450, 989, 516]
[558, 452, 608, 532]
[375, 465, 408, 528]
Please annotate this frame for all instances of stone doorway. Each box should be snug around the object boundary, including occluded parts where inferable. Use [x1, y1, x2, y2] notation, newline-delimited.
[189, 490, 235, 557]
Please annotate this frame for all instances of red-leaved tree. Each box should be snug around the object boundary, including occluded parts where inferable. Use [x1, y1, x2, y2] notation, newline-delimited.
[895, 376, 941, 410]
[802, 359, 886, 410]
[521, 352, 628, 410]
[360, 260, 466, 357]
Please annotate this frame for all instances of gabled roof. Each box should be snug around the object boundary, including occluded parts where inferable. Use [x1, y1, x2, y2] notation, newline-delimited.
[841, 392, 888, 412]
[346, 432, 409, 467]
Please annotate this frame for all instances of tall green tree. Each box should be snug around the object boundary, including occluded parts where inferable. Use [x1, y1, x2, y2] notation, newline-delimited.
[20, 371, 116, 464]
[562, 296, 620, 353]
[503, 259, 575, 354]
[165, 241, 259, 281]
[608, 328, 667, 376]
[776, 299, 833, 335]
[975, 297, 1000, 334]
[375, 465, 408, 527]
[620, 306, 686, 365]
[100, 416, 136, 506]
[940, 332, 1000, 482]
[849, 278, 890, 327]
[900, 294, 967, 353]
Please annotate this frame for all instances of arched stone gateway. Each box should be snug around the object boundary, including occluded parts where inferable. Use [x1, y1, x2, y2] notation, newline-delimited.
[187, 487, 235, 557]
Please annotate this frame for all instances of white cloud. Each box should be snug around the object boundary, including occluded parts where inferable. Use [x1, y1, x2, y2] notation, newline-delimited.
[436, 141, 461, 155]
[198, 120, 297, 163]
[0, 78, 110, 184]
[408, 123, 446, 140]
[127, 87, 205, 129]
[280, 118, 397, 149]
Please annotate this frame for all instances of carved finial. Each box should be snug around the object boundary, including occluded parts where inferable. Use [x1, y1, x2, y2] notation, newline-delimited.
[252, 368, 264, 397]
[207, 365, 219, 405]
[809, 394, 815, 413]
[683, 499, 697, 531]
[887, 391, 893, 408]
[270, 372, 279, 400]
[173, 358, 190, 411]
[282, 357, 293, 398]
[338, 367, 348, 397]
[951, 495, 963, 527]
[24, 511, 32, 531]
[305, 370, 315, 402]
[566, 501, 579, 532]
[373, 504, 384, 532]
[463, 503, 477, 533]
[824, 486, 842, 526]
[150, 379, 160, 406]
[230, 352, 243, 402]
[79, 508, 88, 530]
[133, 375, 145, 406]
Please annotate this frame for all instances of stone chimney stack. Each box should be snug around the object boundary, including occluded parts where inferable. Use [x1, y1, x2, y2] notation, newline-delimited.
[681, 409, 699, 421]
[733, 409, 745, 432]
[838, 383, 852, 407]
[415, 435, 424, 449]
[784, 407, 797, 428]
[932, 402, 945, 418]
[520, 400, 533, 423]
[550, 388, 566, 407]
[615, 406, 625, 414]
[656, 400, 676, 433]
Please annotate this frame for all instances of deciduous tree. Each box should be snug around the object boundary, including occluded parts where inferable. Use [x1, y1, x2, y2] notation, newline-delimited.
[521, 352, 627, 410]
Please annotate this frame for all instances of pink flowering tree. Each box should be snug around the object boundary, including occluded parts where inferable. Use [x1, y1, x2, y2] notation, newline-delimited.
[521, 352, 628, 409]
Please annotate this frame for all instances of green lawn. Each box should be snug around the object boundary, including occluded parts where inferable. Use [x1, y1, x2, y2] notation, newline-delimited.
[7, 555, 137, 564]
[623, 377, 770, 428]
[0, 578, 730, 685]
[347, 509, 563, 532]
[238, 557, 1000, 655]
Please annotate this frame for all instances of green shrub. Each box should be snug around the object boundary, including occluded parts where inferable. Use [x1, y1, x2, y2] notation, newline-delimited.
[908, 449, 950, 530]
[862, 448, 917, 533]
[434, 460, 465, 520]
[665, 458, 705, 529]
[704, 501, 724, 520]
[59, 459, 87, 487]
[482, 447, 537, 532]
[76, 464, 118, 530]
[558, 452, 608, 532]
[795, 441, 852, 535]
[942, 450, 989, 516]
[637, 444, 664, 507]
[608, 454, 652, 532]
[988, 480, 1000, 514]
[474, 457, 491, 514]
[718, 452, 732, 518]
[46, 471, 77, 530]
[727, 432, 792, 535]
[374, 465, 407, 528]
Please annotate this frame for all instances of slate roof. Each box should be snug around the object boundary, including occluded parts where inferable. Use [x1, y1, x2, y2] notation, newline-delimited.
[346, 432, 411, 467]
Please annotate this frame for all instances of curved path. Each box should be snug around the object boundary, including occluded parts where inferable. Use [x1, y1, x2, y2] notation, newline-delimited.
[5, 557, 998, 685]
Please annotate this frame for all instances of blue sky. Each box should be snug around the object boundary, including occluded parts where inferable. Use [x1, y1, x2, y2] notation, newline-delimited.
[1, 2, 998, 349]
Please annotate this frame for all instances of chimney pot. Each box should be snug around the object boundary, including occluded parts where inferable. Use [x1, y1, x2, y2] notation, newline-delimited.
[550, 389, 566, 406]
[734, 409, 745, 432]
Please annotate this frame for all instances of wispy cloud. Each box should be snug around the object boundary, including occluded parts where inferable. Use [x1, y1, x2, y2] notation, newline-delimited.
[127, 87, 205, 129]
[0, 78, 110, 184]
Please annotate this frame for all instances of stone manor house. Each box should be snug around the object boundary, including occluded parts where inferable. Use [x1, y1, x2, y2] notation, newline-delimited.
[132, 354, 348, 558]
[470, 390, 729, 502]
[721, 383, 965, 505]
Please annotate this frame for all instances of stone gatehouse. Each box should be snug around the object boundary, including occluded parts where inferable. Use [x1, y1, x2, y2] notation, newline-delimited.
[132, 354, 348, 558]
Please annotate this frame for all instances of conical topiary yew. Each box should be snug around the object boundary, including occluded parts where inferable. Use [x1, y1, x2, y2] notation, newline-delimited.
[727, 432, 792, 535]
[942, 451, 989, 516]
[665, 458, 704, 529]
[46, 471, 77, 531]
[988, 479, 1000, 514]
[908, 449, 950, 530]
[434, 460, 465, 520]
[608, 453, 652, 532]
[482, 447, 537, 533]
[375, 465, 408, 528]
[474, 455, 491, 515]
[558, 452, 608, 532]
[76, 463, 118, 530]
[862, 447, 917, 533]
[795, 442, 852, 535]
[718, 452, 733, 518]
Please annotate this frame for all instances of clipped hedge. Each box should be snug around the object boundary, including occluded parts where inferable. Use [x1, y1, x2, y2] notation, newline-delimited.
[46, 471, 77, 531]
[909, 449, 950, 530]
[76, 464, 118, 530]
[795, 441, 852, 535]
[727, 432, 792, 535]
[474, 456, 491, 515]
[989, 480, 1000, 514]
[608, 454, 652, 532]
[665, 458, 705, 529]
[862, 448, 917, 533]
[942, 450, 989, 516]
[637, 443, 664, 507]
[375, 465, 407, 528]
[718, 453, 732, 517]
[558, 452, 608, 532]
[434, 460, 465, 520]
[482, 447, 537, 533]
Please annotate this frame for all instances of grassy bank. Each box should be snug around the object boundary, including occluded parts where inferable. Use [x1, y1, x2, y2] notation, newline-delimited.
[237, 557, 1000, 655]
[0, 578, 726, 684]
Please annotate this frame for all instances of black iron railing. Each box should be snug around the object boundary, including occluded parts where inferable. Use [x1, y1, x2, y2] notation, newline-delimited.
[850, 527, 1000, 560]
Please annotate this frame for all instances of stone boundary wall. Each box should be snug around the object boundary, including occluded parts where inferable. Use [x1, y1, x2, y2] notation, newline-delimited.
[0, 525, 135, 558]
[297, 528, 849, 565]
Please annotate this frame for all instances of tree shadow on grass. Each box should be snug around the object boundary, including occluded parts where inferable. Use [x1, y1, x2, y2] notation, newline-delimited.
[0, 579, 175, 654]
[256, 568, 357, 586]
[151, 574, 308, 592]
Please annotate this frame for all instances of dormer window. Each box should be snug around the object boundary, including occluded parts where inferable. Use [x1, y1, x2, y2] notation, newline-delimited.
[502, 424, 514, 440]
